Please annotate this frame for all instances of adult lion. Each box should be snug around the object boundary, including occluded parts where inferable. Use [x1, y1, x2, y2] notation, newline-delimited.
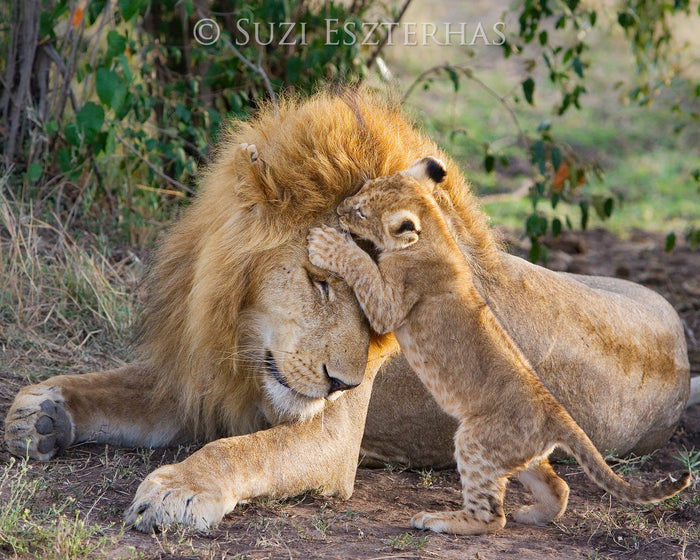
[4, 90, 692, 531]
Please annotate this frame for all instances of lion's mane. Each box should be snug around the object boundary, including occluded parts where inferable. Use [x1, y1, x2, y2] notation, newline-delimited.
[136, 90, 500, 440]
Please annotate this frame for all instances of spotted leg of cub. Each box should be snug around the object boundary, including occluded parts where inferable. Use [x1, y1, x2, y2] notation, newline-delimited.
[411, 473, 508, 535]
[512, 458, 570, 525]
[412, 438, 508, 535]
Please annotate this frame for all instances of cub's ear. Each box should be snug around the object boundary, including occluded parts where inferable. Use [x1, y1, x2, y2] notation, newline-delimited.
[404, 156, 447, 184]
[386, 210, 421, 248]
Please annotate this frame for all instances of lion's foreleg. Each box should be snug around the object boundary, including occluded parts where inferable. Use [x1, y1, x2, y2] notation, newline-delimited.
[5, 364, 185, 460]
[125, 367, 377, 531]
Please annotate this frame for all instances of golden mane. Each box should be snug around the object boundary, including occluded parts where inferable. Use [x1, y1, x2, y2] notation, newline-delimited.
[136, 89, 500, 439]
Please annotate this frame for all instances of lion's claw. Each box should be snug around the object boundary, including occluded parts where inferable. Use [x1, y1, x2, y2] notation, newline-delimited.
[125, 464, 232, 532]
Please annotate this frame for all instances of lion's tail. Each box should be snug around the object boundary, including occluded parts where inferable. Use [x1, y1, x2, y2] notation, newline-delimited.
[556, 418, 690, 503]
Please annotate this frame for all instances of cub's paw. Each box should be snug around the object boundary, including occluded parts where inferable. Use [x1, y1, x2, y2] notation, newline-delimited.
[307, 225, 351, 270]
[411, 509, 505, 535]
[511, 505, 554, 526]
[239, 142, 258, 162]
[4, 385, 74, 461]
[125, 464, 232, 532]
[411, 510, 452, 533]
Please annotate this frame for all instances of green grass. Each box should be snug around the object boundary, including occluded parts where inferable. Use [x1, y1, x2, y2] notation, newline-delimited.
[0, 458, 117, 559]
[384, 532, 429, 551]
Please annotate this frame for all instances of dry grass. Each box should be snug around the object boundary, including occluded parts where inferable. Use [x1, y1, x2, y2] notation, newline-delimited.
[0, 179, 141, 381]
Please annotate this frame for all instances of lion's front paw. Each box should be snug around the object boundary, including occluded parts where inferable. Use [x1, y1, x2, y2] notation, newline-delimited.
[4, 385, 74, 461]
[125, 464, 233, 532]
[307, 225, 352, 272]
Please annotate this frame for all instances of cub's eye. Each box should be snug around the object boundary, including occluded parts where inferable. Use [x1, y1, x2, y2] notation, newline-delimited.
[355, 205, 366, 220]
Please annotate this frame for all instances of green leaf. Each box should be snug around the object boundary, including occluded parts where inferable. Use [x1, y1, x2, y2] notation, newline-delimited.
[617, 12, 635, 29]
[106, 31, 127, 64]
[484, 154, 495, 173]
[526, 214, 548, 238]
[552, 217, 562, 237]
[116, 54, 133, 83]
[57, 147, 73, 173]
[76, 102, 105, 143]
[603, 197, 614, 217]
[64, 122, 80, 146]
[551, 147, 563, 171]
[665, 231, 676, 252]
[522, 77, 535, 105]
[96, 68, 127, 113]
[580, 200, 590, 230]
[445, 66, 460, 93]
[105, 128, 116, 155]
[551, 192, 560, 209]
[28, 162, 43, 182]
[592, 195, 614, 220]
[572, 57, 585, 78]
[531, 140, 546, 174]
[118, 0, 144, 22]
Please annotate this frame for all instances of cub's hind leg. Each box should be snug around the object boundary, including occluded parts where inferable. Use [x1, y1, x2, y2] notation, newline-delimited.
[512, 457, 569, 525]
[411, 441, 508, 535]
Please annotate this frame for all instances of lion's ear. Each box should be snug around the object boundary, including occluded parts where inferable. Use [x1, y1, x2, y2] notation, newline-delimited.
[404, 156, 447, 185]
[386, 210, 421, 248]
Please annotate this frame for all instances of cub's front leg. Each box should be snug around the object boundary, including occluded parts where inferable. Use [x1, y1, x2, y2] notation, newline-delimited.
[307, 225, 368, 279]
[308, 226, 406, 334]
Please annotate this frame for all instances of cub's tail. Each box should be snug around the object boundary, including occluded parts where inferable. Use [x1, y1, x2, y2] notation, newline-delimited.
[558, 419, 690, 503]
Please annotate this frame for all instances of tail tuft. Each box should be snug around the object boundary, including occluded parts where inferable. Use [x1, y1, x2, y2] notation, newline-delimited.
[627, 472, 691, 504]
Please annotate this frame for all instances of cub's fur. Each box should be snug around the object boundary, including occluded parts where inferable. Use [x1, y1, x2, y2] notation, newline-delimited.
[307, 157, 690, 535]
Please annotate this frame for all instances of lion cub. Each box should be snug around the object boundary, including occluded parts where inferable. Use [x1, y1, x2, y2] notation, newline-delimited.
[307, 157, 689, 535]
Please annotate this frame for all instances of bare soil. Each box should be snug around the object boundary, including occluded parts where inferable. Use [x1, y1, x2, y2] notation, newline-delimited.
[1, 228, 698, 560]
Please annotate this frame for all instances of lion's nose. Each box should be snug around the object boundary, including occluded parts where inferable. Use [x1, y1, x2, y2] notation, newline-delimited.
[323, 364, 360, 394]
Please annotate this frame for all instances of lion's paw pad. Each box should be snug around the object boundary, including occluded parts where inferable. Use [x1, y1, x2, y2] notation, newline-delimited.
[4, 387, 74, 461]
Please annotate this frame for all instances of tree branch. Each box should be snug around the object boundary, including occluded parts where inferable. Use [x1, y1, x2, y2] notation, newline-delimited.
[366, 0, 413, 70]
[401, 64, 528, 151]
[221, 38, 278, 109]
[115, 133, 196, 196]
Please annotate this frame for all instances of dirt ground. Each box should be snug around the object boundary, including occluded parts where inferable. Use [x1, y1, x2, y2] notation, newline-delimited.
[1, 228, 698, 560]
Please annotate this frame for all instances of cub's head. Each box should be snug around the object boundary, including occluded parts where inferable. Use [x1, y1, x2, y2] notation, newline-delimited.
[337, 157, 447, 251]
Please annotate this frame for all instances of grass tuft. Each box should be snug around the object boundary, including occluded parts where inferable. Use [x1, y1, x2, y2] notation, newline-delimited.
[0, 457, 115, 559]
